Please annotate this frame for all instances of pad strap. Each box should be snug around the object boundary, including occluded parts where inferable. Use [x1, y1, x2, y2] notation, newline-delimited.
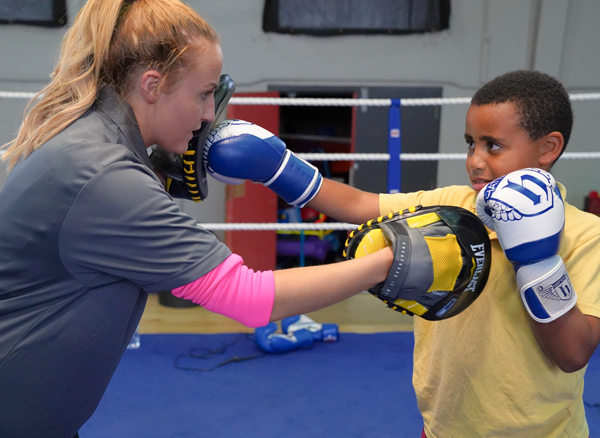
[378, 221, 412, 300]
[516, 255, 577, 323]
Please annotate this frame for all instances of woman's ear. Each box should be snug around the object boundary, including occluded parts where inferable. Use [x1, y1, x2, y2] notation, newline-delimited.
[139, 70, 163, 104]
[539, 131, 564, 168]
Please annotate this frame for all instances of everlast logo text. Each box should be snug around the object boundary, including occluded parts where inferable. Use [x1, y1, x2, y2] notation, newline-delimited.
[465, 243, 486, 292]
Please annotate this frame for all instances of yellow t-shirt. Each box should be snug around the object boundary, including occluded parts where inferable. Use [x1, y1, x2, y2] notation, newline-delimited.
[379, 184, 600, 438]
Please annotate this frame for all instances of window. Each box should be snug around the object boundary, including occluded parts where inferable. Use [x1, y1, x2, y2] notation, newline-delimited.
[263, 0, 450, 36]
[0, 0, 67, 27]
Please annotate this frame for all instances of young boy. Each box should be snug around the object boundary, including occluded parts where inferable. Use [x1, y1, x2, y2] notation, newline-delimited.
[312, 70, 600, 438]
[208, 70, 600, 437]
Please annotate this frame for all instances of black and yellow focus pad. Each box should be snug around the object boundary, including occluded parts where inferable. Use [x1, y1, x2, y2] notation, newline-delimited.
[150, 74, 236, 202]
[344, 205, 491, 321]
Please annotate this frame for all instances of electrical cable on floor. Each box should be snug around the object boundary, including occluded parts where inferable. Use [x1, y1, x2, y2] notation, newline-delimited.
[173, 334, 266, 372]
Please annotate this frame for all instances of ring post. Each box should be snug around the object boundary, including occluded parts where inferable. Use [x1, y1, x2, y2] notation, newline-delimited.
[387, 99, 401, 193]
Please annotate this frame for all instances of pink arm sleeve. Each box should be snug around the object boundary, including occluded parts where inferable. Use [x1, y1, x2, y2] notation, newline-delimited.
[171, 254, 275, 328]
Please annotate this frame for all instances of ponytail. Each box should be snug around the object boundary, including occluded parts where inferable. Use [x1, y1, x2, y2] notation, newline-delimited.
[2, 0, 218, 172]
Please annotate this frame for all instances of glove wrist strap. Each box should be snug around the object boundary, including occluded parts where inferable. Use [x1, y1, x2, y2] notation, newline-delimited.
[516, 255, 577, 323]
[266, 151, 323, 207]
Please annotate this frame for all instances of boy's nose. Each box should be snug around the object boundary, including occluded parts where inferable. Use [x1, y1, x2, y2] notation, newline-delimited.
[467, 146, 487, 171]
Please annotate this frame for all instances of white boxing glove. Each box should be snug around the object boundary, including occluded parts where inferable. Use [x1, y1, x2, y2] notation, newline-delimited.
[281, 315, 339, 343]
[476, 168, 576, 323]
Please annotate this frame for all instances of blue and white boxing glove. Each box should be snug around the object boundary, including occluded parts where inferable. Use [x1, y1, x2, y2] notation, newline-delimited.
[254, 322, 314, 354]
[204, 120, 323, 207]
[281, 315, 339, 343]
[476, 168, 576, 323]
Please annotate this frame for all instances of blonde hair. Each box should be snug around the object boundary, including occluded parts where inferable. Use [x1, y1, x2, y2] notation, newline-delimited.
[1, 0, 219, 171]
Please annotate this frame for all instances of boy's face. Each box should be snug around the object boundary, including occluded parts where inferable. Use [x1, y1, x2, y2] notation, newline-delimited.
[464, 102, 553, 192]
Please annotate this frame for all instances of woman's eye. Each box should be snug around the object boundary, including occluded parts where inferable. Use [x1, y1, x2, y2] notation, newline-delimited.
[201, 90, 215, 101]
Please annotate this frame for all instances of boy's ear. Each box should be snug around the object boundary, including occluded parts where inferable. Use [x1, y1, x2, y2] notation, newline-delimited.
[139, 70, 163, 104]
[539, 131, 564, 167]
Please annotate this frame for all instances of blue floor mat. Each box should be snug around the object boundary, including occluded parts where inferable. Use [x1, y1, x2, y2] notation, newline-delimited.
[79, 332, 600, 438]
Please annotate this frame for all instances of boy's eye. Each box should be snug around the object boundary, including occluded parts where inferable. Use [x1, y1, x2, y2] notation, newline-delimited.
[487, 142, 501, 151]
[465, 140, 474, 148]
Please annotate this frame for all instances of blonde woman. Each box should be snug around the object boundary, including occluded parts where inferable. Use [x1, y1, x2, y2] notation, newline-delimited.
[0, 1, 394, 436]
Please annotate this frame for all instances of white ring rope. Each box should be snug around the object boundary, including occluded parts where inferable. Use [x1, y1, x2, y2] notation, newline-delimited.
[0, 91, 40, 99]
[568, 93, 600, 101]
[199, 222, 358, 231]
[297, 152, 464, 161]
[2, 91, 600, 105]
[229, 96, 473, 106]
[297, 152, 600, 160]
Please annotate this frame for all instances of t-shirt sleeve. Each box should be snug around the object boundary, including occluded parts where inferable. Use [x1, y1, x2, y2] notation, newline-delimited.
[59, 161, 231, 293]
[379, 185, 476, 216]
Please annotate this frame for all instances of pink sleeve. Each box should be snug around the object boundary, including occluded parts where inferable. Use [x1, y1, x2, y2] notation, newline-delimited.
[171, 254, 275, 328]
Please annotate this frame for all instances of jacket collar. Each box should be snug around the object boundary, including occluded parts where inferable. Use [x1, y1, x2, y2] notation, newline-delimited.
[95, 86, 152, 168]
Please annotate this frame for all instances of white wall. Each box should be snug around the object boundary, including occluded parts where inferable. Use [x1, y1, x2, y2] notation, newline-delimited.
[1, 0, 599, 221]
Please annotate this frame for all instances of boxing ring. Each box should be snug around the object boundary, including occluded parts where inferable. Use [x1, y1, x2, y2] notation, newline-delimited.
[2, 90, 600, 233]
[3, 91, 600, 438]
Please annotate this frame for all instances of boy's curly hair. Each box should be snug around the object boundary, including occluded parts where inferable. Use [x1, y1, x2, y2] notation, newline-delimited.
[472, 70, 573, 158]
